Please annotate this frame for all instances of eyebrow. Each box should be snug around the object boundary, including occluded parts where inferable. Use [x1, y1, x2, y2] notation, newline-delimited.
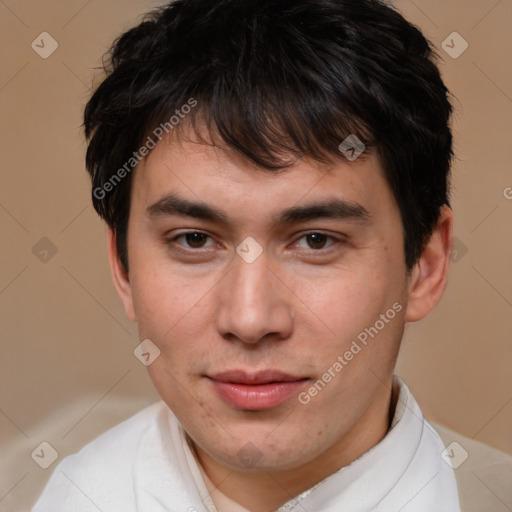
[146, 193, 370, 226]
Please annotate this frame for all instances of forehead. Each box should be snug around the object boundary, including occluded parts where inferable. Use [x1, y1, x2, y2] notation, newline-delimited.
[131, 135, 393, 217]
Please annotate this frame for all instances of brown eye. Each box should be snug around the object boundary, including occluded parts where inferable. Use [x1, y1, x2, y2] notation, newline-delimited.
[294, 232, 337, 250]
[168, 231, 216, 250]
[184, 232, 208, 248]
[306, 233, 329, 249]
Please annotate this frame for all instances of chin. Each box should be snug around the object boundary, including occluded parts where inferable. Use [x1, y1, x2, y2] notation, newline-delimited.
[201, 427, 318, 472]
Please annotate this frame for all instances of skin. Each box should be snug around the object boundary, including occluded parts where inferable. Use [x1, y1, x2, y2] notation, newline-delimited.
[108, 129, 453, 512]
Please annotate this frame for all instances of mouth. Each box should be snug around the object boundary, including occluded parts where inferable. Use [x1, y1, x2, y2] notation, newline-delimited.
[206, 370, 309, 410]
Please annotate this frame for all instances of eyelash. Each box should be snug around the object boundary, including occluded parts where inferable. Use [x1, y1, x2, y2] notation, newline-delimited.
[165, 231, 342, 254]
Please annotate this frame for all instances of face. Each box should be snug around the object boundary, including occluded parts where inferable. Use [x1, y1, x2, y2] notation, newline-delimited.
[112, 132, 418, 474]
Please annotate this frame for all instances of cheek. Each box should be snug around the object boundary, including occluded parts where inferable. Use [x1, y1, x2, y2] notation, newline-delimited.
[129, 249, 207, 331]
[128, 258, 226, 378]
[287, 259, 406, 383]
[291, 265, 396, 337]
[131, 269, 212, 406]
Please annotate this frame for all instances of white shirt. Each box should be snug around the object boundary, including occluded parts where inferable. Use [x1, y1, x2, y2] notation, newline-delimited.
[31, 376, 461, 511]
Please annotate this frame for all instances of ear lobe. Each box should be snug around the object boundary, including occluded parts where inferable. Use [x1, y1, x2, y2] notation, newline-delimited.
[107, 227, 136, 322]
[405, 205, 453, 323]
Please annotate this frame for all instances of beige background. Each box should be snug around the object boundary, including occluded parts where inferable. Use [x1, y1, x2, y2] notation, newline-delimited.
[1, 0, 511, 510]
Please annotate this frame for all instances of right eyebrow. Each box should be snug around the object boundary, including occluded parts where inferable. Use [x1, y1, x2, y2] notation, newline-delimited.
[146, 193, 232, 226]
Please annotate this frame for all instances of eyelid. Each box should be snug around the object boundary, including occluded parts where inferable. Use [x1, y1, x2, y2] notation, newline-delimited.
[166, 230, 219, 250]
[165, 230, 346, 253]
[291, 231, 343, 251]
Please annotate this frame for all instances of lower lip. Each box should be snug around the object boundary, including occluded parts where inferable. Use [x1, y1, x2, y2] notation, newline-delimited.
[209, 379, 307, 410]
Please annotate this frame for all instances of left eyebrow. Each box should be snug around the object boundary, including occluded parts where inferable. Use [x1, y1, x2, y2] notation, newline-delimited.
[274, 198, 371, 225]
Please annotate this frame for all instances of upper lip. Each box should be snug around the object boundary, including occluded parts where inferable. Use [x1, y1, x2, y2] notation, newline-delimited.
[207, 370, 307, 385]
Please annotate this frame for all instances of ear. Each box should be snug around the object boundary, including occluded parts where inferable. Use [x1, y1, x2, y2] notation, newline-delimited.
[405, 205, 453, 322]
[107, 227, 136, 322]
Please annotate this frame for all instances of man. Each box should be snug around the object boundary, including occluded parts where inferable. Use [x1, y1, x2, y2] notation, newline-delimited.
[32, 0, 461, 510]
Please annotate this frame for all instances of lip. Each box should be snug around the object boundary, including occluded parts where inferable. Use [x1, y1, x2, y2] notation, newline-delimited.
[207, 370, 309, 410]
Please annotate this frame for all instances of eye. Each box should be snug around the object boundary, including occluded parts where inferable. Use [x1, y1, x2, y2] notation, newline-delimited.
[294, 232, 338, 250]
[169, 231, 217, 250]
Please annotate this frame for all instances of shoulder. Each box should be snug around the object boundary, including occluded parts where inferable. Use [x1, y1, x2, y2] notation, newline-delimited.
[60, 399, 169, 470]
[31, 400, 170, 512]
[432, 422, 512, 512]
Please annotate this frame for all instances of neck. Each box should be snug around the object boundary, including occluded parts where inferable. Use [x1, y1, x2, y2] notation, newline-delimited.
[190, 382, 395, 512]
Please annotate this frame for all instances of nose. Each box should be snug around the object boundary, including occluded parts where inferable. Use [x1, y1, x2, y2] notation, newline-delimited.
[215, 249, 294, 345]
